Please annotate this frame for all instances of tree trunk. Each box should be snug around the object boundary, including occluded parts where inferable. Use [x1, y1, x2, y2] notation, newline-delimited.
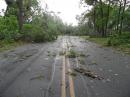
[16, 0, 24, 32]
[116, 1, 122, 33]
[119, 0, 127, 34]
[93, 1, 97, 33]
[105, 0, 110, 35]
[93, 7, 96, 31]
[99, 0, 105, 37]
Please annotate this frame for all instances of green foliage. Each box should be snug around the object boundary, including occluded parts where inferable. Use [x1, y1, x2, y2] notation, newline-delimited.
[21, 24, 33, 41]
[0, 0, 68, 52]
[79, 0, 130, 37]
[107, 32, 130, 46]
[0, 15, 18, 40]
[5, 3, 17, 16]
[0, 13, 63, 43]
[0, 0, 66, 43]
[82, 32, 130, 54]
[84, 36, 109, 45]
[21, 12, 64, 42]
[0, 40, 25, 52]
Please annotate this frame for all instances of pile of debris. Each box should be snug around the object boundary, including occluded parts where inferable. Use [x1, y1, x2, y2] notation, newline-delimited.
[74, 67, 103, 80]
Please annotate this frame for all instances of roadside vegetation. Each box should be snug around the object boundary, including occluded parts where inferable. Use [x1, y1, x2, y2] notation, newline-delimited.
[82, 33, 130, 54]
[0, 40, 25, 52]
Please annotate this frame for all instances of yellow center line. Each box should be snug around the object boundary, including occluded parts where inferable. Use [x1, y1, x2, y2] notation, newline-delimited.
[66, 57, 76, 97]
[61, 51, 66, 97]
[61, 37, 75, 97]
[66, 38, 76, 97]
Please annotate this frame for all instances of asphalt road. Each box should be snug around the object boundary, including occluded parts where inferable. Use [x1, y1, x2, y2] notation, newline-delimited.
[0, 36, 130, 97]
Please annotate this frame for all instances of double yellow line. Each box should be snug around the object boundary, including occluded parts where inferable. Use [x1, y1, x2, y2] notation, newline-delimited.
[61, 55, 66, 97]
[67, 57, 76, 97]
[61, 39, 75, 97]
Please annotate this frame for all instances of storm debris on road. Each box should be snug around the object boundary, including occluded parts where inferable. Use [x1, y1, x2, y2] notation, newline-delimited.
[30, 74, 44, 80]
[66, 70, 77, 77]
[47, 51, 56, 57]
[79, 52, 86, 57]
[70, 45, 76, 47]
[78, 58, 85, 65]
[59, 51, 65, 56]
[74, 67, 103, 80]
[66, 49, 77, 58]
[89, 60, 98, 65]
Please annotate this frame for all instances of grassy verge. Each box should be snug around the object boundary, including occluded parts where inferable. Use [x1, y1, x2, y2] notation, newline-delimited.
[81, 36, 130, 54]
[116, 45, 130, 54]
[82, 36, 109, 46]
[0, 40, 26, 52]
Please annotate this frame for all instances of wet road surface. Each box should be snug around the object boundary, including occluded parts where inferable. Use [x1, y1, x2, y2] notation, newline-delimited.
[0, 36, 130, 97]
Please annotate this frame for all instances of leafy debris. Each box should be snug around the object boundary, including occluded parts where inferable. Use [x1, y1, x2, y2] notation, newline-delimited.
[67, 49, 77, 58]
[30, 74, 44, 80]
[59, 51, 65, 56]
[66, 70, 77, 77]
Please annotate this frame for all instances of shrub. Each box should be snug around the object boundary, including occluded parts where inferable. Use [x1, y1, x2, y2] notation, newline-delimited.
[0, 15, 18, 41]
[107, 32, 130, 46]
[0, 14, 59, 43]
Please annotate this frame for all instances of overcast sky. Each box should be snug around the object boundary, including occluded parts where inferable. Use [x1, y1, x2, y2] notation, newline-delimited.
[40, 0, 87, 25]
[0, 0, 87, 25]
[0, 0, 7, 16]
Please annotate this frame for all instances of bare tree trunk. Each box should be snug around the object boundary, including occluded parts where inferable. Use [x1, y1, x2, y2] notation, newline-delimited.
[117, 1, 122, 33]
[99, 0, 105, 37]
[93, 1, 97, 33]
[119, 0, 127, 34]
[93, 8, 96, 30]
[105, 0, 110, 35]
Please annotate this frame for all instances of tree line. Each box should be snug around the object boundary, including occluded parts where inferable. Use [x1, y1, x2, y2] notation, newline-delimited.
[77, 0, 130, 37]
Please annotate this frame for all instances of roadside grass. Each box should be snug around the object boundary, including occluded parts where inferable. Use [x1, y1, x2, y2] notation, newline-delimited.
[81, 36, 109, 46]
[116, 45, 130, 54]
[0, 40, 25, 52]
[81, 35, 130, 54]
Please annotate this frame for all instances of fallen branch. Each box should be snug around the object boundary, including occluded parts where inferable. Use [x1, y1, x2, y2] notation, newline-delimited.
[74, 67, 103, 80]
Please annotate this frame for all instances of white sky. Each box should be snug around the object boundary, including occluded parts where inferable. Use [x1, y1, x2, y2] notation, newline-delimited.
[0, 0, 7, 16]
[0, 0, 87, 25]
[40, 0, 86, 25]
